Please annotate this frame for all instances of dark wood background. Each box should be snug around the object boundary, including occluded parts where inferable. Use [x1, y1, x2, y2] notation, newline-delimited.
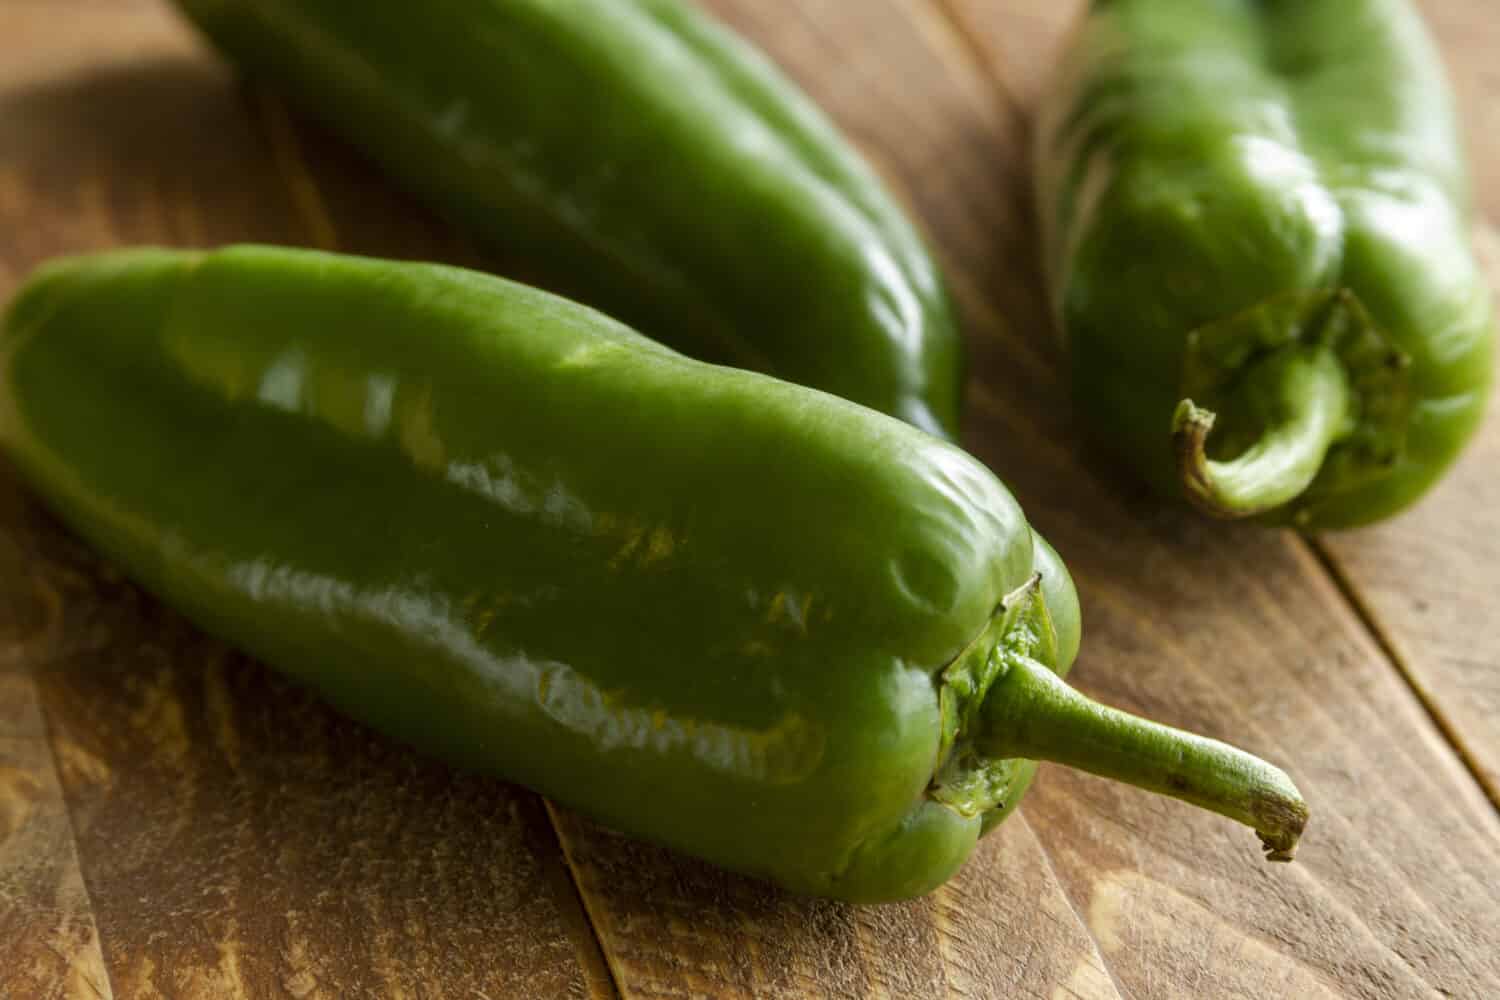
[2, 1, 1497, 997]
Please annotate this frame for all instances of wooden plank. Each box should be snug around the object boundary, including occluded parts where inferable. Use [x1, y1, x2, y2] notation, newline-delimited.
[1010, 529, 1500, 999]
[937, 0, 1500, 996]
[932, 0, 1077, 112]
[0, 494, 111, 1000]
[0, 722, 112, 1000]
[0, 5, 158, 995]
[0, 3, 609, 996]
[35, 577, 606, 999]
[549, 805, 1118, 1000]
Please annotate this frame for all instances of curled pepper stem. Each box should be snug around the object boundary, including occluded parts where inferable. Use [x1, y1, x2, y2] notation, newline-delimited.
[978, 656, 1308, 860]
[1172, 344, 1353, 519]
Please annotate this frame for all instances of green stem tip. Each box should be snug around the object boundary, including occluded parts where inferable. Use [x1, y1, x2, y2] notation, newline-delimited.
[1172, 344, 1353, 520]
[979, 656, 1308, 861]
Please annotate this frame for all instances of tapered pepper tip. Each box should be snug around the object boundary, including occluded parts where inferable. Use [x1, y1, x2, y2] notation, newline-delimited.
[1172, 398, 1245, 519]
[1171, 397, 1215, 438]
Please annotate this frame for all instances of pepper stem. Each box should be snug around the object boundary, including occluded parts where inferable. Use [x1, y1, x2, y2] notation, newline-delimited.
[1172, 343, 1353, 519]
[977, 656, 1307, 860]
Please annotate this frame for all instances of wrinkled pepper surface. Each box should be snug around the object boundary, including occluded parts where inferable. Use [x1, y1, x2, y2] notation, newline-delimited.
[1036, 0, 1494, 528]
[169, 0, 963, 438]
[1, 247, 1307, 901]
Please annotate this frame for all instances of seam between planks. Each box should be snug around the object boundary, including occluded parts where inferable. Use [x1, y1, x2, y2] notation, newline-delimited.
[251, 88, 341, 251]
[248, 86, 625, 998]
[542, 802, 632, 1000]
[1304, 535, 1500, 813]
[521, 800, 623, 1000]
[924, 0, 1028, 128]
[1020, 812, 1131, 1000]
[32, 672, 118, 1000]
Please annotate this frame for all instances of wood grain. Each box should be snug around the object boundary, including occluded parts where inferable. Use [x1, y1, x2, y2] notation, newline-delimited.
[33, 559, 603, 999]
[0, 725, 111, 1000]
[0, 2, 609, 996]
[0, 4, 179, 996]
[0, 486, 111, 1000]
[549, 804, 1119, 1000]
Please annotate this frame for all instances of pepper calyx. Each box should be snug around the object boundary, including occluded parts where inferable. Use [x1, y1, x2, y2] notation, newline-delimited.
[929, 574, 1057, 818]
[1173, 287, 1411, 524]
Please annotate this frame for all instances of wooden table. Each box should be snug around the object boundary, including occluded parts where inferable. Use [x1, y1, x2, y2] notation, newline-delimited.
[2, 2, 1497, 997]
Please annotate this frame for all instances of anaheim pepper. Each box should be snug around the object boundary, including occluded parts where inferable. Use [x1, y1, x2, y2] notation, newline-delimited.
[1, 247, 1306, 901]
[170, 0, 964, 438]
[1036, 0, 1494, 528]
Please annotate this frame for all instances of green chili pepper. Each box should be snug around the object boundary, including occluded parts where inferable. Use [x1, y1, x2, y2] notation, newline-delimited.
[1, 246, 1306, 901]
[167, 0, 961, 439]
[1035, 0, 1494, 528]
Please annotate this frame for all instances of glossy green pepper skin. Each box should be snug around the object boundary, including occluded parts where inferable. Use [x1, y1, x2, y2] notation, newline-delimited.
[169, 0, 962, 439]
[1, 247, 1305, 901]
[1036, 0, 1494, 529]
